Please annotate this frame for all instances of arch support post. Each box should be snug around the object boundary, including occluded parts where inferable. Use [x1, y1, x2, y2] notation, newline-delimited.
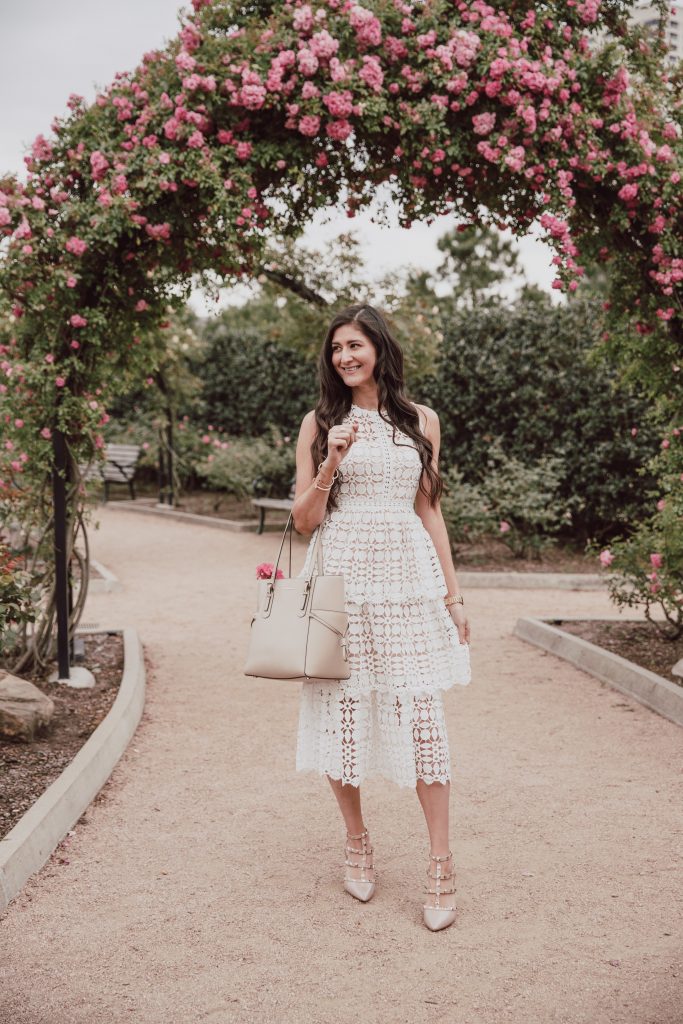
[52, 427, 71, 681]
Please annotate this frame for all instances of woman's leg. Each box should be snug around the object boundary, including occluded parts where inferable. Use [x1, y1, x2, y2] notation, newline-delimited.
[413, 692, 455, 911]
[326, 775, 365, 834]
[415, 778, 451, 856]
[326, 776, 375, 883]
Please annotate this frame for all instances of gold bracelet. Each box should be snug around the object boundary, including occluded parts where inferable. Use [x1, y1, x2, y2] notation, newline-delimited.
[444, 593, 464, 607]
[313, 462, 337, 489]
[314, 462, 338, 491]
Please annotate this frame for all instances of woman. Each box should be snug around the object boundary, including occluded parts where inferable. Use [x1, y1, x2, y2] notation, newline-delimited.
[291, 303, 471, 932]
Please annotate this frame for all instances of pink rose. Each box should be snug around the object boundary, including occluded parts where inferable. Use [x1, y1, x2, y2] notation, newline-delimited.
[293, 5, 313, 32]
[298, 115, 321, 137]
[90, 150, 110, 181]
[66, 236, 87, 255]
[473, 112, 496, 135]
[235, 141, 253, 161]
[323, 90, 354, 118]
[599, 549, 614, 567]
[499, 520, 511, 534]
[297, 49, 319, 76]
[256, 562, 285, 580]
[310, 29, 339, 59]
[650, 553, 663, 568]
[618, 183, 638, 202]
[326, 119, 353, 141]
[359, 55, 384, 92]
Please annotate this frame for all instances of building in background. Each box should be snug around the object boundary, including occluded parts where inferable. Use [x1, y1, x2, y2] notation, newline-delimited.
[630, 2, 682, 63]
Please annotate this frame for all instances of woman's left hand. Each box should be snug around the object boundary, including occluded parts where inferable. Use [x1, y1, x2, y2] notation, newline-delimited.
[448, 604, 470, 645]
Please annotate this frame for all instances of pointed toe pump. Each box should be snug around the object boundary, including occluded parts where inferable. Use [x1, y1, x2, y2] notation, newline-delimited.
[344, 828, 376, 902]
[422, 851, 457, 931]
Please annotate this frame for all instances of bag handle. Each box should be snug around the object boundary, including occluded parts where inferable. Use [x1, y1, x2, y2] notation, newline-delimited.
[269, 511, 324, 584]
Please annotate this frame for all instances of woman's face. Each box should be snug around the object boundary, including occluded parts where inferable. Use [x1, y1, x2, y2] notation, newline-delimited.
[330, 322, 377, 389]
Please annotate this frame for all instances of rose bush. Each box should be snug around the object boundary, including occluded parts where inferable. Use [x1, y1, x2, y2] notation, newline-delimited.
[595, 426, 683, 639]
[0, 541, 37, 658]
[0, 0, 680, 667]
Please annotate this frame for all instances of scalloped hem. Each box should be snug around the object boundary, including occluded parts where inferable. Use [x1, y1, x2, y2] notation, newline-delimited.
[294, 764, 451, 790]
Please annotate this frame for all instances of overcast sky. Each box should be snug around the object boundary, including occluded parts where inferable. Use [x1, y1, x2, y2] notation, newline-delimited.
[0, 0, 560, 316]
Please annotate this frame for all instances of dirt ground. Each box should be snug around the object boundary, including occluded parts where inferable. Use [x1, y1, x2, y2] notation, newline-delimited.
[0, 633, 124, 837]
[0, 506, 681, 1024]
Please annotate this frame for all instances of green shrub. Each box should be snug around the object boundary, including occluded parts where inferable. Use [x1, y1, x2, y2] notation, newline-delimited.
[419, 296, 661, 543]
[440, 467, 495, 552]
[195, 427, 296, 500]
[195, 323, 317, 437]
[0, 542, 37, 660]
[480, 440, 569, 559]
[593, 428, 683, 640]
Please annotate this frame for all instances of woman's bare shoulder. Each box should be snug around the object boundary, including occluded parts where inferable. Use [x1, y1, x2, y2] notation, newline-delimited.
[298, 409, 318, 438]
[410, 401, 437, 433]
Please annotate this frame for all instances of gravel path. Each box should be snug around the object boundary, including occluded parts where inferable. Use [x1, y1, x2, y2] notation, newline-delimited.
[1, 506, 681, 1024]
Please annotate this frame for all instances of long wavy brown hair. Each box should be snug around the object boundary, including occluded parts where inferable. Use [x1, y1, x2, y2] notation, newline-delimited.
[310, 303, 443, 512]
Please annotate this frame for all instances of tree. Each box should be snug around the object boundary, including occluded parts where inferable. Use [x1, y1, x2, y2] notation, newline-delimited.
[432, 224, 525, 312]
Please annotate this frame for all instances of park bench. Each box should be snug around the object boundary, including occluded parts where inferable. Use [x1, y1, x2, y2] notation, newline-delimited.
[80, 443, 142, 502]
[251, 476, 296, 534]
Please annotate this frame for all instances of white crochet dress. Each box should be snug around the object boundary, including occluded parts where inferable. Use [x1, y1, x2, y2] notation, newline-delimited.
[295, 403, 471, 789]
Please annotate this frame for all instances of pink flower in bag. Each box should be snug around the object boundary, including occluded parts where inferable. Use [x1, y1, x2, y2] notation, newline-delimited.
[256, 562, 284, 580]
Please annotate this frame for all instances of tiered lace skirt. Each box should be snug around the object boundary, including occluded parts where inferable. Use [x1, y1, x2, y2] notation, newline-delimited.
[295, 501, 471, 788]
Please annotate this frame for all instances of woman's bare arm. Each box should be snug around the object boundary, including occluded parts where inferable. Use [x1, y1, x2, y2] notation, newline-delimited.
[291, 410, 359, 534]
[413, 404, 470, 642]
[291, 411, 336, 535]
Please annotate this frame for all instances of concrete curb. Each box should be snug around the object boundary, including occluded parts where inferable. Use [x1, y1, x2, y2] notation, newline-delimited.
[457, 571, 605, 590]
[513, 616, 683, 727]
[0, 627, 145, 916]
[86, 559, 122, 594]
[103, 500, 270, 533]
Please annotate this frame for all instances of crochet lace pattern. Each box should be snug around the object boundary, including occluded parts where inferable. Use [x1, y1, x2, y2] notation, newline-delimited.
[295, 403, 471, 788]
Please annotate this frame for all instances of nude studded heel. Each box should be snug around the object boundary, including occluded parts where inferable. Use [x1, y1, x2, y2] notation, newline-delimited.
[344, 827, 376, 903]
[422, 850, 457, 931]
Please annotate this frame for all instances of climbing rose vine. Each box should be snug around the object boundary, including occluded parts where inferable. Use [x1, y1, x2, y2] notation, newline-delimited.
[0, 0, 681, 667]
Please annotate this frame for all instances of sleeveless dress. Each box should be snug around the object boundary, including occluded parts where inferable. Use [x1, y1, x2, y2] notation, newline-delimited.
[295, 402, 472, 789]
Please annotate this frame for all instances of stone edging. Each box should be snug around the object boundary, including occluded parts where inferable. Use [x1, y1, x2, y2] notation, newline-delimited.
[88, 559, 123, 593]
[0, 627, 145, 916]
[458, 571, 604, 590]
[513, 616, 683, 727]
[104, 500, 263, 532]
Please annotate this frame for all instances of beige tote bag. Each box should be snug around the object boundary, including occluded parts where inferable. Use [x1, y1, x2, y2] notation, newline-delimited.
[243, 512, 351, 681]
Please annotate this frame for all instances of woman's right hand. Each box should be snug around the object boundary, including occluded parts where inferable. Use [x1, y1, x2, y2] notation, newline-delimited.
[326, 419, 359, 467]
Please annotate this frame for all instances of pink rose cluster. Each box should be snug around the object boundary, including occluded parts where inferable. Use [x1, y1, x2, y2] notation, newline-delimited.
[256, 562, 285, 580]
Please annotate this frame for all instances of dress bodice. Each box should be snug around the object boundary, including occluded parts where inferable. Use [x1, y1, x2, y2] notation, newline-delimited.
[333, 403, 423, 512]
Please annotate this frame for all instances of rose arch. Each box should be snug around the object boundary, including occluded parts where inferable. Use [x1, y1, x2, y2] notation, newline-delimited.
[0, 0, 681, 670]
